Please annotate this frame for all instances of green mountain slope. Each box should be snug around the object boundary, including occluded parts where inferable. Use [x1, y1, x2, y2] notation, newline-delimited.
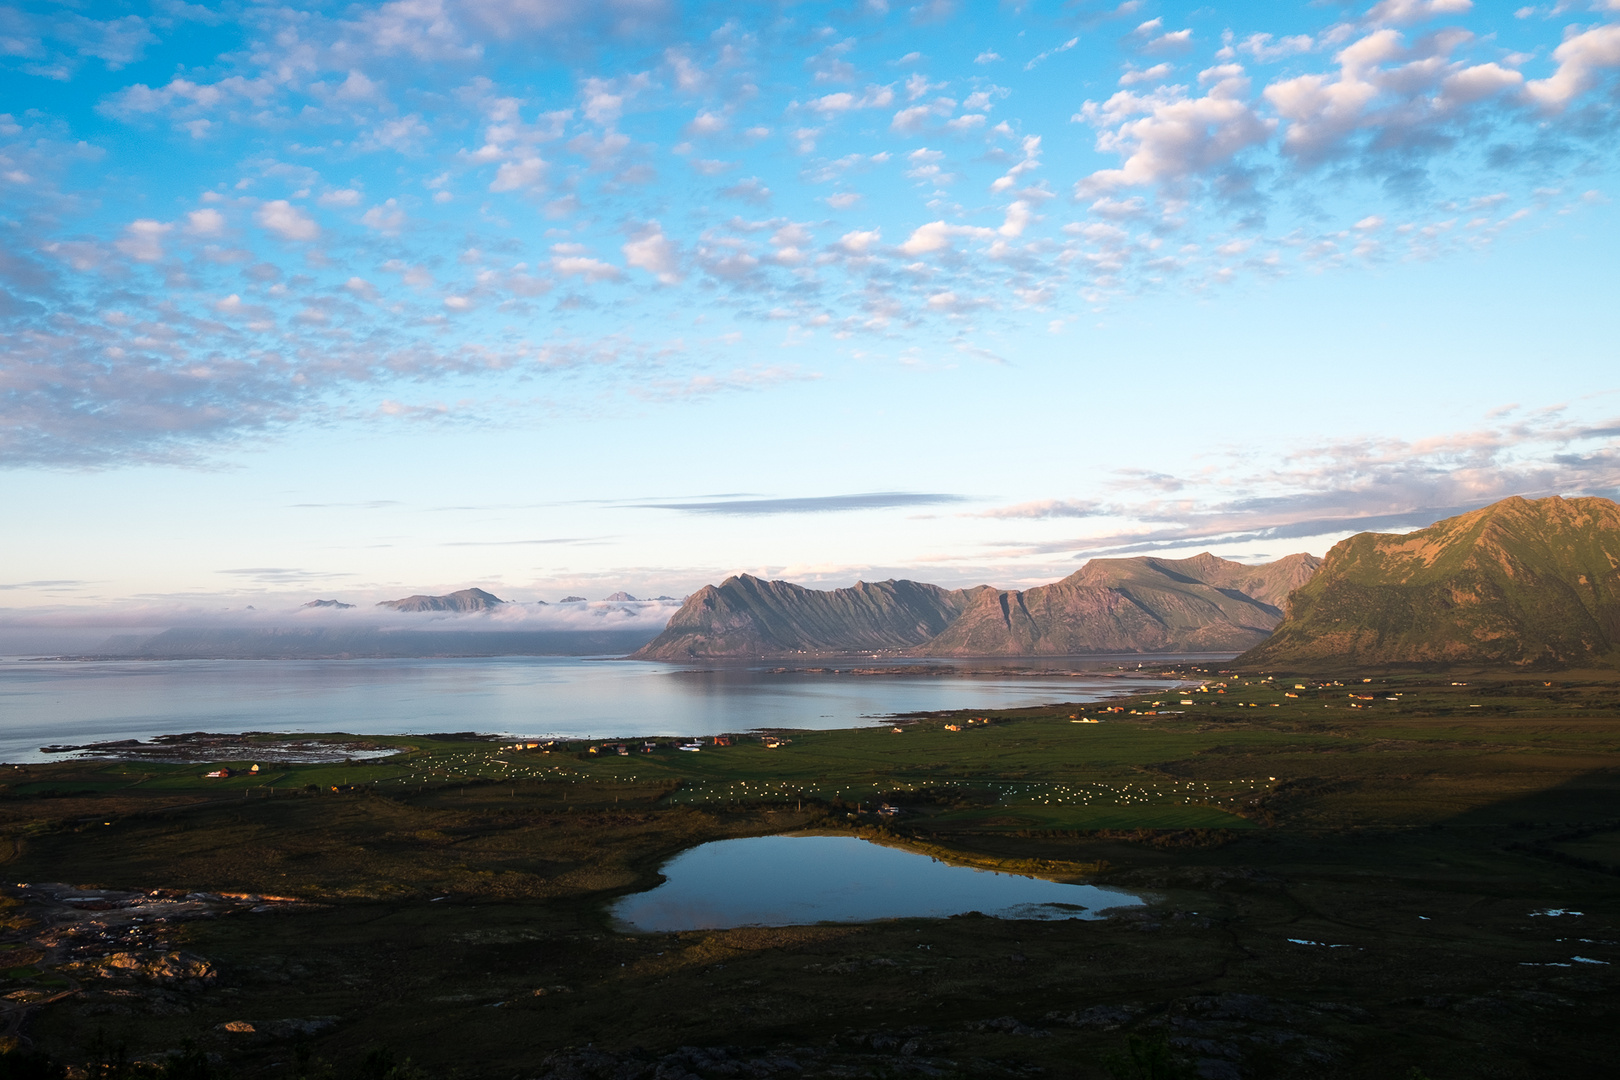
[629, 575, 985, 660]
[913, 552, 1320, 656]
[1237, 495, 1620, 671]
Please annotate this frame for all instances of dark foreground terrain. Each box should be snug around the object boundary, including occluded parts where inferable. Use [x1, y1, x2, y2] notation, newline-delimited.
[0, 674, 1616, 1078]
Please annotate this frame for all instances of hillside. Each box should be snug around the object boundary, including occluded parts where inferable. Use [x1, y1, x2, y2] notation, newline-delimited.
[630, 575, 984, 660]
[1237, 495, 1620, 671]
[914, 552, 1321, 656]
[631, 553, 1320, 660]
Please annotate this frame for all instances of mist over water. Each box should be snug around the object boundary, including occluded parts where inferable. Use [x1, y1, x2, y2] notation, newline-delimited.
[0, 656, 1179, 763]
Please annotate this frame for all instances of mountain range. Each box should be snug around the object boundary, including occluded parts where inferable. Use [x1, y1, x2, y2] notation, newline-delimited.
[1237, 495, 1620, 671]
[631, 552, 1320, 660]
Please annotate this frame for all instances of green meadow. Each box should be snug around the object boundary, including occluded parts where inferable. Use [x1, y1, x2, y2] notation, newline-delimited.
[1, 672, 1616, 1078]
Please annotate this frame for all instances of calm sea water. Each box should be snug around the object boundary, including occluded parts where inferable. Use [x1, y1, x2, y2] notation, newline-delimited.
[0, 656, 1173, 762]
[609, 835, 1146, 930]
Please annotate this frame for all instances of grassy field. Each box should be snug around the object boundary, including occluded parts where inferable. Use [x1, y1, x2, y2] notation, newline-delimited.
[1, 672, 1616, 1078]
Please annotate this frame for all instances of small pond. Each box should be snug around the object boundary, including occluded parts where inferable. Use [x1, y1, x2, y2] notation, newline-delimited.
[608, 835, 1145, 931]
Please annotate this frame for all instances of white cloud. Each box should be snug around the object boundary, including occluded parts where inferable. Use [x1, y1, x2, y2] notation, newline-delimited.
[184, 208, 226, 236]
[318, 188, 363, 207]
[999, 200, 1034, 237]
[490, 156, 547, 192]
[686, 111, 726, 137]
[1525, 23, 1620, 109]
[551, 248, 624, 281]
[1144, 28, 1193, 54]
[810, 85, 896, 113]
[837, 228, 881, 254]
[1025, 36, 1078, 71]
[1076, 66, 1274, 193]
[898, 220, 995, 255]
[255, 200, 320, 242]
[974, 51, 1002, 64]
[1365, 0, 1472, 26]
[623, 223, 682, 284]
[115, 219, 170, 262]
[361, 199, 406, 235]
[991, 134, 1042, 192]
[1120, 63, 1174, 87]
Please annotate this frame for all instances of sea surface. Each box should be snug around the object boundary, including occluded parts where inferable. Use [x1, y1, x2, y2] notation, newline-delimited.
[0, 656, 1181, 763]
[609, 835, 1146, 930]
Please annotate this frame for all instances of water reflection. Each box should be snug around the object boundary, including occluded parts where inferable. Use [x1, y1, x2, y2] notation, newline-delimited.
[609, 835, 1145, 931]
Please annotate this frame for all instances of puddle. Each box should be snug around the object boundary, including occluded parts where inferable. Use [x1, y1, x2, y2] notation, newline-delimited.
[608, 835, 1145, 931]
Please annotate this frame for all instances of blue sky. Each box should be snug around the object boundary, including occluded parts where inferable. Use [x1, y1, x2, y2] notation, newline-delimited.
[2, 0, 1619, 618]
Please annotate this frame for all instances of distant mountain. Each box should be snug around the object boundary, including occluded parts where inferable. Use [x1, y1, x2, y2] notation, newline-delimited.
[561, 596, 587, 603]
[89, 626, 660, 660]
[377, 588, 507, 613]
[604, 591, 638, 602]
[1237, 496, 1620, 672]
[631, 554, 1319, 660]
[915, 552, 1321, 657]
[303, 599, 354, 609]
[631, 575, 984, 660]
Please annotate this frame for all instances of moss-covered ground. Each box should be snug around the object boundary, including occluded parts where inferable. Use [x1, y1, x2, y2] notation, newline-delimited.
[0, 672, 1616, 1078]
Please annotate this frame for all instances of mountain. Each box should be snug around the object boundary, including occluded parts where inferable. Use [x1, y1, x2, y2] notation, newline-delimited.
[90, 626, 660, 660]
[914, 552, 1321, 657]
[630, 575, 985, 660]
[1236, 496, 1620, 672]
[631, 553, 1320, 660]
[604, 591, 638, 602]
[377, 588, 507, 613]
[302, 599, 354, 609]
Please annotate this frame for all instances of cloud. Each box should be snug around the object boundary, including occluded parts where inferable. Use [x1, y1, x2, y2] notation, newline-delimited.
[1525, 23, 1620, 109]
[809, 85, 896, 113]
[255, 201, 320, 242]
[631, 492, 971, 515]
[623, 223, 681, 283]
[361, 199, 406, 235]
[114, 219, 171, 263]
[1364, 0, 1472, 27]
[1075, 65, 1274, 193]
[490, 155, 547, 191]
[185, 208, 226, 236]
[1025, 36, 1079, 71]
[982, 408, 1620, 557]
[898, 220, 996, 254]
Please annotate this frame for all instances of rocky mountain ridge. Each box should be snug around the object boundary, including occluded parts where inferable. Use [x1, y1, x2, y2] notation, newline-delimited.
[631, 552, 1321, 660]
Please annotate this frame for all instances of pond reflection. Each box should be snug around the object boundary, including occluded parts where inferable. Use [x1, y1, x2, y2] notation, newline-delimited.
[609, 835, 1145, 931]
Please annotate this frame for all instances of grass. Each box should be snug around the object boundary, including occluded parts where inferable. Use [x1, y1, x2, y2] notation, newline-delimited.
[0, 673, 1616, 1078]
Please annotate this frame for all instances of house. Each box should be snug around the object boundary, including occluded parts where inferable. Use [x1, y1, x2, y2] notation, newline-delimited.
[248, 764, 260, 773]
[712, 736, 732, 746]
[203, 769, 231, 779]
[678, 742, 702, 752]
[944, 724, 961, 731]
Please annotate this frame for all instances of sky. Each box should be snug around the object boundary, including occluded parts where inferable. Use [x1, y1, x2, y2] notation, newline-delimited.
[2, 0, 1619, 625]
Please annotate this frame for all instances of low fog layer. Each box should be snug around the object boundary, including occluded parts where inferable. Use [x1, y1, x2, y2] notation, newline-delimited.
[0, 598, 682, 658]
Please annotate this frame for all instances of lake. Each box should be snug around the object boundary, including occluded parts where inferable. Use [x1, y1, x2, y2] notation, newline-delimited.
[609, 835, 1146, 930]
[0, 656, 1174, 762]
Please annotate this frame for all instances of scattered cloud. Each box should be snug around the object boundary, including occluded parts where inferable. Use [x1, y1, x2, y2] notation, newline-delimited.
[630, 492, 972, 515]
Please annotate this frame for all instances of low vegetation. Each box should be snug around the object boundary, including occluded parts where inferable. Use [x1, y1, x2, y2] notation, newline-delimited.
[0, 674, 1615, 1078]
